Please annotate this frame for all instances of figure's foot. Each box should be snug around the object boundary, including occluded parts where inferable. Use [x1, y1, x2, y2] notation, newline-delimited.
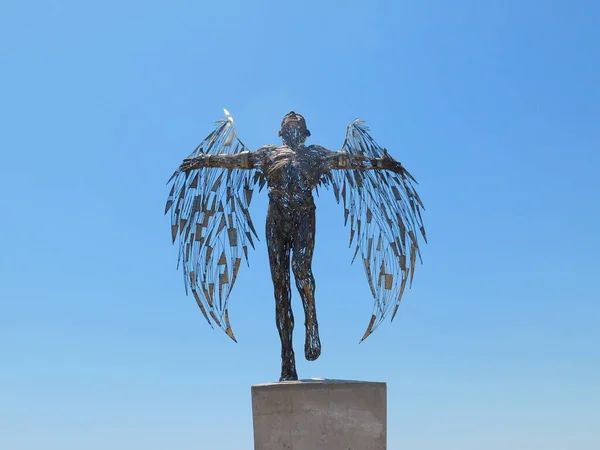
[305, 324, 321, 361]
[279, 370, 298, 382]
[279, 364, 298, 381]
[280, 351, 298, 381]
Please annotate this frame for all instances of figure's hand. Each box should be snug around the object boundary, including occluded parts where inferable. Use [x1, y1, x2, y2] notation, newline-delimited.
[179, 155, 204, 172]
[381, 155, 404, 174]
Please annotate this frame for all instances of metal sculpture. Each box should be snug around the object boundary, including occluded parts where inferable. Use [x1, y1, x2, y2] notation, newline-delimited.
[166, 110, 426, 381]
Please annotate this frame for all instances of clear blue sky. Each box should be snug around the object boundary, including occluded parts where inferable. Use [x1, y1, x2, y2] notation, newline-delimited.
[1, 1, 598, 449]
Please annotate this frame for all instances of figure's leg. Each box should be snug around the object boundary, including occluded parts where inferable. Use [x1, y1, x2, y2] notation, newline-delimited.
[266, 204, 297, 381]
[291, 208, 321, 362]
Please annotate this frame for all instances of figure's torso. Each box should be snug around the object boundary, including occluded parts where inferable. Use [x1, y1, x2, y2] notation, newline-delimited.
[259, 145, 328, 204]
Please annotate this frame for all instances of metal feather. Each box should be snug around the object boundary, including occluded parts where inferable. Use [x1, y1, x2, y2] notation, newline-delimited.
[164, 111, 260, 341]
[330, 119, 426, 341]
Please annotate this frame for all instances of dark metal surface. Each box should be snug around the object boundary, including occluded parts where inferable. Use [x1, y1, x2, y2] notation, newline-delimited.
[166, 110, 426, 381]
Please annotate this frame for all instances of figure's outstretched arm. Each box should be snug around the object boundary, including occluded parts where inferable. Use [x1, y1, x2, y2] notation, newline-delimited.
[180, 146, 269, 173]
[314, 145, 405, 175]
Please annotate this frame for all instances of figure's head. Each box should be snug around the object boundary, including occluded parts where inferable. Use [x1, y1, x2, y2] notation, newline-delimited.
[278, 111, 310, 147]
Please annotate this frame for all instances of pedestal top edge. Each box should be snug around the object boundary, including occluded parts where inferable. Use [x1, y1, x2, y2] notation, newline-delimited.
[252, 378, 387, 388]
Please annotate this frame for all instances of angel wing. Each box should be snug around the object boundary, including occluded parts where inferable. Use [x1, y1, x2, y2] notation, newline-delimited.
[330, 119, 427, 341]
[165, 110, 259, 341]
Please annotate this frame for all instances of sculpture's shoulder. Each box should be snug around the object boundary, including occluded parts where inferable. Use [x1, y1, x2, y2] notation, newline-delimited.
[306, 144, 336, 160]
[252, 145, 291, 170]
[258, 144, 279, 150]
[255, 144, 279, 154]
[252, 144, 280, 163]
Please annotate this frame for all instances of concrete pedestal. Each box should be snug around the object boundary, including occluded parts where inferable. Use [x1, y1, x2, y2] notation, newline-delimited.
[251, 379, 386, 450]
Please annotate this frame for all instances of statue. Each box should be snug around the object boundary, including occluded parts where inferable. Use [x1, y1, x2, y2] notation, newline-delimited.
[165, 110, 426, 381]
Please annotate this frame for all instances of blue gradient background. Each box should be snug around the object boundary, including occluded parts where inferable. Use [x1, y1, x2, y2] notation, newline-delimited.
[1, 1, 598, 449]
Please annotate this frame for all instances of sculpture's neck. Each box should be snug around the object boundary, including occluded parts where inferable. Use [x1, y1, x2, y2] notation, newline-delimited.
[284, 142, 305, 151]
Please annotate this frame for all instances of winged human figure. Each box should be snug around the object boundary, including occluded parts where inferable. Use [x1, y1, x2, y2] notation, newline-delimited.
[165, 110, 426, 381]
